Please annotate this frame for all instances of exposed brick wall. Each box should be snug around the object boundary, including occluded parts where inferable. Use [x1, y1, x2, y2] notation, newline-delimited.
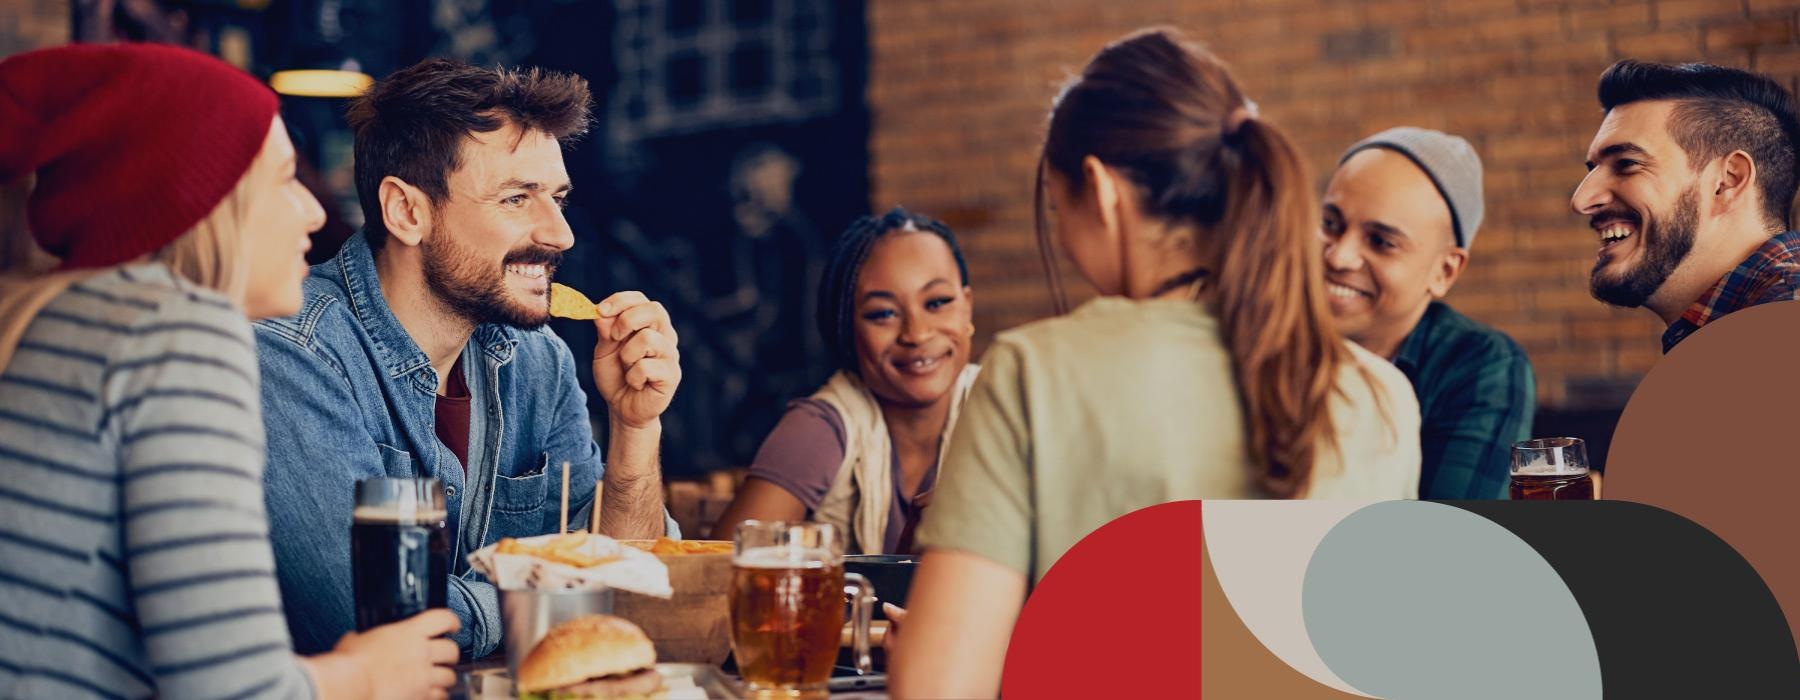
[0, 0, 67, 58]
[868, 0, 1800, 408]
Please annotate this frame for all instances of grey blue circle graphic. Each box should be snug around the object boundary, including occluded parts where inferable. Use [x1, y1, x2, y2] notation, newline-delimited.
[1302, 501, 1601, 699]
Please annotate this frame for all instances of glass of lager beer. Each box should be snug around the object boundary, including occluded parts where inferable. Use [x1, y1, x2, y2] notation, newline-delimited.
[1510, 437, 1596, 500]
[351, 477, 450, 631]
[729, 521, 875, 699]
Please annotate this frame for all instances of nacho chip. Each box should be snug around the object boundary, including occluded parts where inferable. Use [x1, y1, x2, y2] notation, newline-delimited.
[549, 283, 598, 320]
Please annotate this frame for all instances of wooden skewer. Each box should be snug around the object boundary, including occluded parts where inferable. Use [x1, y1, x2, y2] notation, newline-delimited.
[590, 476, 603, 534]
[559, 460, 571, 534]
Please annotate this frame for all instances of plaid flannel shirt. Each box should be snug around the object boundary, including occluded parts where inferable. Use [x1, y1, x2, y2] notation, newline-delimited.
[1393, 302, 1536, 499]
[1663, 231, 1800, 353]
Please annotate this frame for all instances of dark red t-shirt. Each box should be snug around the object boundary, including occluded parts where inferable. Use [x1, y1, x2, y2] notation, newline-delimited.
[435, 356, 472, 473]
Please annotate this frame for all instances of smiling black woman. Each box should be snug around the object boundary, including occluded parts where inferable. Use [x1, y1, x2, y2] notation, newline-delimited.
[714, 206, 978, 556]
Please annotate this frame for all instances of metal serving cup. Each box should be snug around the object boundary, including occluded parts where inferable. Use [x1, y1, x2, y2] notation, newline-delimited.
[500, 587, 615, 678]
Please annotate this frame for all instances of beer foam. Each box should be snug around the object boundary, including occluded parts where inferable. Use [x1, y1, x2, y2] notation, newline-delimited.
[1512, 466, 1588, 477]
[352, 506, 448, 524]
[733, 545, 834, 568]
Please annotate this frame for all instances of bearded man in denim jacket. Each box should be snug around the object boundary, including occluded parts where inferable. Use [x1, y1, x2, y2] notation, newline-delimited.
[255, 59, 681, 658]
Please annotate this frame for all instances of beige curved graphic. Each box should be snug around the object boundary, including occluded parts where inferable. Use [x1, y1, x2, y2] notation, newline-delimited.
[1202, 500, 1377, 697]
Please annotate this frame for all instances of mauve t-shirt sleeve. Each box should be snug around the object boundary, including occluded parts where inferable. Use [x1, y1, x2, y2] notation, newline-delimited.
[745, 399, 847, 512]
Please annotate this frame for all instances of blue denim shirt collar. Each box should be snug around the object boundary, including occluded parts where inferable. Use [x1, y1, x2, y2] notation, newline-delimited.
[334, 233, 521, 380]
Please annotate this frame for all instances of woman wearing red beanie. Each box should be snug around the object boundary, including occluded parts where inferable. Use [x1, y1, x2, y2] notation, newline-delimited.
[0, 44, 458, 699]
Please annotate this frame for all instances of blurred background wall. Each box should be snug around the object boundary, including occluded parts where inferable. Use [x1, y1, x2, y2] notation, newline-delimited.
[0, 0, 65, 54]
[871, 0, 1800, 410]
[868, 0, 1800, 472]
[5, 0, 1800, 490]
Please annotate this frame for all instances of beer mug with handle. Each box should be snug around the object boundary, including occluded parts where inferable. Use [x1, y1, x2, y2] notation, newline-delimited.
[1510, 437, 1596, 500]
[730, 521, 875, 699]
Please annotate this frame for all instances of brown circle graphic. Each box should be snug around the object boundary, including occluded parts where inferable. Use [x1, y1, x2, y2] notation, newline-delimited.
[1608, 301, 1800, 646]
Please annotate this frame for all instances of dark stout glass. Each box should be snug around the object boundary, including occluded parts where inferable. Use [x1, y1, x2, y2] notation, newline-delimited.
[351, 478, 449, 630]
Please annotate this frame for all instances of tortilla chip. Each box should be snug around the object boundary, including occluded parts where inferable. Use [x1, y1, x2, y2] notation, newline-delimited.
[550, 283, 598, 320]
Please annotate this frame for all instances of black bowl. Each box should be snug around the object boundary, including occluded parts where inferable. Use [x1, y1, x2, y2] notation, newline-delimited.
[844, 554, 917, 620]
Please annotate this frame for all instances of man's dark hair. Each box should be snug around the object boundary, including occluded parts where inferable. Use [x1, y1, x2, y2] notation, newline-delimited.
[817, 207, 969, 376]
[1598, 59, 1800, 228]
[346, 59, 591, 250]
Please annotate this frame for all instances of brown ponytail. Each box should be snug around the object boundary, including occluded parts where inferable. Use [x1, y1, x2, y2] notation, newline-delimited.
[1037, 27, 1368, 497]
[1209, 118, 1354, 496]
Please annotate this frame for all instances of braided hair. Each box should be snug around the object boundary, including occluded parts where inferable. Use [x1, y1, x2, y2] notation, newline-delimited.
[817, 206, 969, 376]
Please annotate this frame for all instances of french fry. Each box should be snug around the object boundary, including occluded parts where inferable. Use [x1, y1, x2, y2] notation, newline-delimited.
[535, 549, 619, 568]
[626, 537, 733, 556]
[493, 534, 621, 569]
[543, 532, 587, 552]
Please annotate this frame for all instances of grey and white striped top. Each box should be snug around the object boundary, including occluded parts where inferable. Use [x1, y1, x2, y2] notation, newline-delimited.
[0, 264, 312, 699]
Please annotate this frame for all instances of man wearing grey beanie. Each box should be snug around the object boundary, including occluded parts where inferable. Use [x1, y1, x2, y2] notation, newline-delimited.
[1321, 126, 1535, 499]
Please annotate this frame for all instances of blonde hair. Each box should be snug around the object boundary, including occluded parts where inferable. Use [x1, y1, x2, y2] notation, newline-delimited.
[153, 170, 254, 305]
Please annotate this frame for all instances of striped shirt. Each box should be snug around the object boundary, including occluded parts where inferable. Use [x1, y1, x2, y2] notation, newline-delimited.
[0, 265, 312, 699]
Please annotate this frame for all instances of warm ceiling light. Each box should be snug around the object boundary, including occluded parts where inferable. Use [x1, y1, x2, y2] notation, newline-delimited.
[269, 69, 373, 98]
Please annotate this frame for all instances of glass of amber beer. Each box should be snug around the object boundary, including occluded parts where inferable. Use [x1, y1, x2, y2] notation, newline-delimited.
[1510, 437, 1595, 500]
[729, 521, 875, 699]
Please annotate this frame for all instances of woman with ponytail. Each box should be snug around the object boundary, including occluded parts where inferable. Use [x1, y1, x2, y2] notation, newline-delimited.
[889, 28, 1420, 697]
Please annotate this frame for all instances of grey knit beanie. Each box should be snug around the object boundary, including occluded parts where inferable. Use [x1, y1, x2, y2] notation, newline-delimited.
[1340, 126, 1486, 249]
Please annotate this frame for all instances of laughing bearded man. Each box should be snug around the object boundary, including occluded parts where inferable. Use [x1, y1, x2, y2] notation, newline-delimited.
[255, 59, 681, 659]
[1573, 60, 1800, 352]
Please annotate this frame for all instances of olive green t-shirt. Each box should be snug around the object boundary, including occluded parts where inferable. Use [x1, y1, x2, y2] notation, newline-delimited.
[915, 296, 1420, 583]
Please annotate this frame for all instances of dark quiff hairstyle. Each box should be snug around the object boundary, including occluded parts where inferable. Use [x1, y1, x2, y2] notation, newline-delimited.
[1598, 59, 1800, 228]
[1036, 27, 1368, 498]
[347, 58, 592, 250]
[817, 206, 969, 375]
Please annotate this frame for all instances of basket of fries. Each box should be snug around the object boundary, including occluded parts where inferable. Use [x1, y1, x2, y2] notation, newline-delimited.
[468, 532, 673, 595]
[467, 532, 674, 676]
[612, 538, 736, 665]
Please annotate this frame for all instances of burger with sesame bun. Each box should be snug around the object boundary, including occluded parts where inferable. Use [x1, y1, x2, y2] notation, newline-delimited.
[516, 615, 664, 699]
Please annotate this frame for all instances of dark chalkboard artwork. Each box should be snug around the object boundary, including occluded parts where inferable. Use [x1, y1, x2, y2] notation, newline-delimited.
[529, 0, 871, 475]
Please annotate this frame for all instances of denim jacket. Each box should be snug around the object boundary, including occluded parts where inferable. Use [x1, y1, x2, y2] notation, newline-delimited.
[253, 234, 676, 658]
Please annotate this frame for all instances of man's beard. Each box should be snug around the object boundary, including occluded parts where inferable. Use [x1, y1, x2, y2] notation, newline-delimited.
[1590, 188, 1699, 308]
[422, 227, 561, 329]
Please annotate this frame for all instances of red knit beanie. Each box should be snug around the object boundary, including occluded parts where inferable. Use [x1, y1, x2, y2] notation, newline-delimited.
[0, 43, 279, 270]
